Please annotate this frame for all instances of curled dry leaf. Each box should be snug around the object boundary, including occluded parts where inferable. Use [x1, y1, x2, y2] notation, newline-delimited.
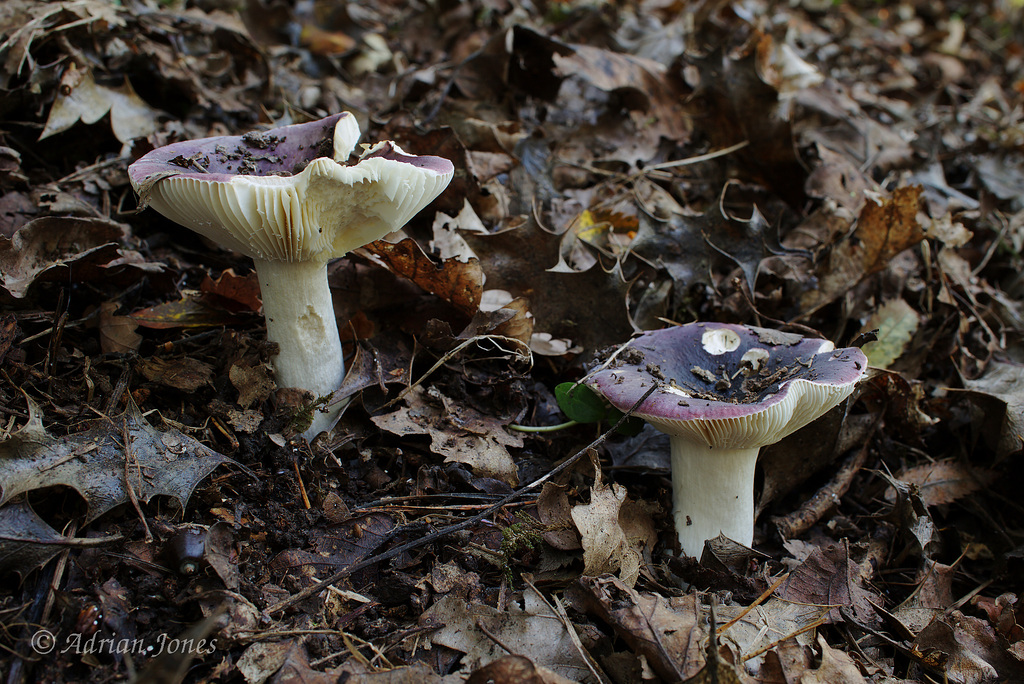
[363, 237, 484, 317]
[570, 474, 656, 587]
[0, 216, 127, 299]
[372, 386, 521, 485]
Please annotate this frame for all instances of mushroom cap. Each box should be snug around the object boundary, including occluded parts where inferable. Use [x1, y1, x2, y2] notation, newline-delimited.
[128, 113, 454, 262]
[587, 323, 867, 449]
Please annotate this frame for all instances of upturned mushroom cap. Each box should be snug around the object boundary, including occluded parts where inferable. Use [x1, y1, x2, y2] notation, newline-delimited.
[587, 323, 867, 448]
[127, 112, 455, 263]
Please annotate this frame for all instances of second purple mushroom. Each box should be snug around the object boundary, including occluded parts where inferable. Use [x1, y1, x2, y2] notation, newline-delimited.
[587, 323, 867, 557]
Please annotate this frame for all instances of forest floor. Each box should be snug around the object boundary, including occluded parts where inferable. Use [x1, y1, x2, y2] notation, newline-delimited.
[1, 0, 1024, 682]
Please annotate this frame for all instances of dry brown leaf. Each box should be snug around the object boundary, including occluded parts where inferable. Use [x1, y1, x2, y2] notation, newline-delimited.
[806, 185, 924, 310]
[230, 363, 276, 408]
[538, 483, 581, 551]
[778, 543, 882, 625]
[913, 610, 1024, 683]
[892, 460, 996, 508]
[798, 636, 869, 683]
[570, 473, 655, 587]
[98, 301, 142, 353]
[579, 575, 705, 681]
[422, 592, 591, 681]
[960, 361, 1024, 459]
[364, 237, 483, 317]
[466, 655, 576, 684]
[372, 386, 521, 485]
[137, 356, 214, 392]
[0, 216, 127, 298]
[40, 64, 161, 143]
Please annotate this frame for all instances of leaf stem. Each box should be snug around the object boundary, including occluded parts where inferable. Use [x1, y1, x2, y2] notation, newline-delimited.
[507, 420, 579, 433]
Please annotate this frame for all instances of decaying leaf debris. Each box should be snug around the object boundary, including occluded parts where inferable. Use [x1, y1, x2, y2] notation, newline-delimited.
[1, 0, 1024, 682]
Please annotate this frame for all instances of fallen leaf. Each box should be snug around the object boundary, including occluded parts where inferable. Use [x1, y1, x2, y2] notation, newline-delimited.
[131, 293, 250, 330]
[860, 298, 920, 369]
[98, 301, 142, 354]
[238, 640, 292, 684]
[798, 635, 869, 683]
[230, 363, 276, 409]
[704, 202, 804, 295]
[895, 559, 957, 633]
[200, 269, 263, 313]
[422, 592, 590, 681]
[570, 473, 655, 587]
[270, 513, 395, 577]
[372, 386, 521, 485]
[891, 460, 996, 508]
[778, 543, 882, 624]
[363, 237, 484, 317]
[0, 216, 127, 299]
[466, 655, 575, 684]
[881, 471, 942, 558]
[579, 574, 705, 681]
[0, 502, 70, 576]
[716, 598, 828, 667]
[961, 361, 1024, 458]
[40, 64, 162, 143]
[913, 610, 1024, 683]
[538, 483, 581, 551]
[806, 186, 925, 310]
[0, 397, 229, 523]
[138, 356, 214, 392]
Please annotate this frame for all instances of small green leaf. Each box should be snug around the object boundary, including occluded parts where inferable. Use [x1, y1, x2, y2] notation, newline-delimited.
[555, 382, 608, 424]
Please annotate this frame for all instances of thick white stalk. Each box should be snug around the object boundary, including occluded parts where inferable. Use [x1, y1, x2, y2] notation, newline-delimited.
[670, 440, 761, 557]
[253, 258, 344, 438]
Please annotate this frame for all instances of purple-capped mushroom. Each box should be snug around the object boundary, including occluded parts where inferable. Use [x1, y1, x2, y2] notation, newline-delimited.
[129, 113, 454, 438]
[587, 323, 867, 556]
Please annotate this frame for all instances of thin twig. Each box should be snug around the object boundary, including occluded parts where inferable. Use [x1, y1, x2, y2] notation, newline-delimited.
[121, 421, 153, 541]
[476, 619, 519, 656]
[741, 614, 828, 661]
[0, 533, 123, 547]
[716, 573, 789, 636]
[524, 577, 613, 684]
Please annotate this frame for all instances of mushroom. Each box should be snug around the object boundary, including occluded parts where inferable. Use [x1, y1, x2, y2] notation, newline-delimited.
[587, 323, 867, 557]
[128, 113, 454, 438]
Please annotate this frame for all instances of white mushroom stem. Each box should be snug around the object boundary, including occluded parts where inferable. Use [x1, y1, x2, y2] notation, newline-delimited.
[253, 258, 344, 438]
[670, 439, 760, 557]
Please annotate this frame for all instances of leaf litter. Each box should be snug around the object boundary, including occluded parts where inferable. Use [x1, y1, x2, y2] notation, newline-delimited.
[1, 0, 1024, 682]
